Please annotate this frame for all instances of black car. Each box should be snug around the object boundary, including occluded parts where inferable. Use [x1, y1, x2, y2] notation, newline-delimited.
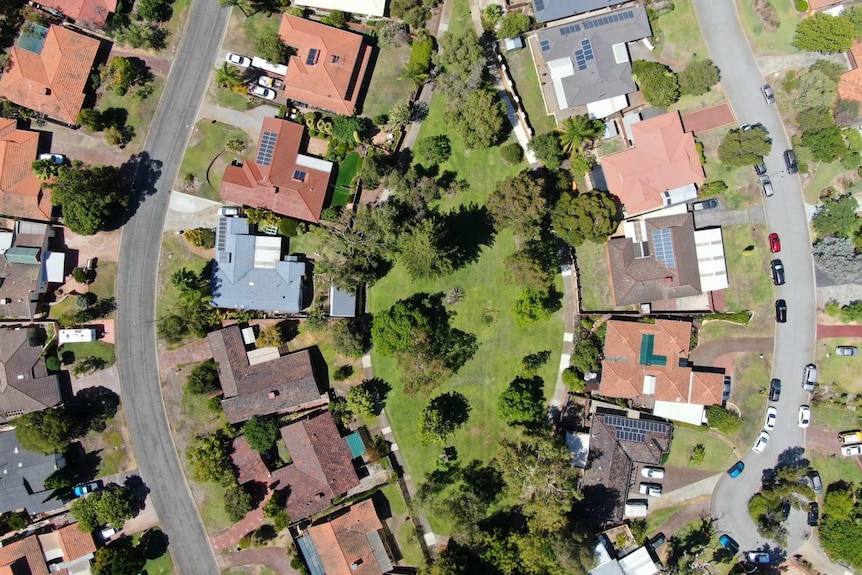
[775, 299, 787, 323]
[722, 376, 731, 404]
[771, 259, 785, 285]
[769, 378, 781, 402]
[648, 532, 666, 550]
[781, 499, 791, 520]
[784, 149, 798, 174]
[754, 160, 767, 176]
[808, 502, 819, 526]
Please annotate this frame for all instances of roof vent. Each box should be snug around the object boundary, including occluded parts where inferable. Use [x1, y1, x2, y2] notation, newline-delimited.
[268, 391, 278, 399]
[43, 88, 50, 95]
[350, 559, 363, 570]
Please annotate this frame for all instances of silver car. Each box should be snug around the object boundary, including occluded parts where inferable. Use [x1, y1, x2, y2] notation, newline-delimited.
[762, 84, 775, 104]
[837, 346, 859, 356]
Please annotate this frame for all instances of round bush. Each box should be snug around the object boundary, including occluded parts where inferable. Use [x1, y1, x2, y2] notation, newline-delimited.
[500, 143, 524, 165]
[795, 0, 809, 11]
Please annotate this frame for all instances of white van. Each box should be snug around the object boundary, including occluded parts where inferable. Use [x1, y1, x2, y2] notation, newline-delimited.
[624, 499, 648, 517]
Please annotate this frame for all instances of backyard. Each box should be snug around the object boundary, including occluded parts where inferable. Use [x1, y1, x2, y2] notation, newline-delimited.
[332, 151, 363, 208]
[504, 46, 556, 136]
[176, 121, 249, 201]
[737, 0, 802, 56]
[574, 240, 637, 312]
[360, 45, 415, 121]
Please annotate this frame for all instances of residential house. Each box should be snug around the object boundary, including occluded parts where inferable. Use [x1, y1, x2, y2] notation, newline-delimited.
[600, 111, 706, 217]
[292, 0, 386, 17]
[211, 216, 308, 313]
[36, 0, 118, 29]
[589, 532, 660, 575]
[581, 406, 671, 523]
[0, 430, 66, 514]
[0, 119, 52, 222]
[0, 24, 100, 125]
[0, 325, 62, 423]
[0, 220, 66, 320]
[598, 317, 728, 424]
[208, 324, 327, 424]
[531, 0, 620, 24]
[231, 410, 360, 521]
[605, 210, 728, 309]
[277, 14, 373, 115]
[0, 522, 96, 574]
[296, 499, 395, 575]
[839, 41, 862, 102]
[531, 6, 652, 121]
[221, 118, 334, 223]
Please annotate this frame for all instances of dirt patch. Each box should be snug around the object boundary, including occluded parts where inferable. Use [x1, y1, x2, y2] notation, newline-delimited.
[753, 0, 780, 32]
[306, 136, 329, 156]
[681, 103, 736, 135]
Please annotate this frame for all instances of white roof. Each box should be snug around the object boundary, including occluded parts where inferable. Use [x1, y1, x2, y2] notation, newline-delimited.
[612, 42, 629, 64]
[59, 329, 96, 344]
[618, 547, 659, 575]
[653, 400, 705, 425]
[295, 153, 334, 173]
[0, 231, 12, 252]
[246, 347, 281, 366]
[251, 57, 288, 76]
[292, 0, 386, 16]
[694, 228, 728, 292]
[587, 94, 629, 118]
[43, 251, 66, 283]
[549, 58, 574, 109]
[253, 236, 282, 269]
[241, 326, 256, 345]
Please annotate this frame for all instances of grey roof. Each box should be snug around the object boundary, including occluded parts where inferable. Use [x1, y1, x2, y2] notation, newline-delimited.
[535, 5, 651, 111]
[329, 284, 358, 318]
[0, 222, 53, 320]
[532, 0, 619, 23]
[211, 217, 307, 314]
[0, 326, 61, 422]
[0, 430, 65, 514]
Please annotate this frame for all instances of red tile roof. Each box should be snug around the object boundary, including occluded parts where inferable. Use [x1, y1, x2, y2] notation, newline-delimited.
[600, 111, 705, 216]
[808, 0, 842, 8]
[277, 15, 372, 115]
[839, 41, 862, 102]
[0, 25, 100, 125]
[0, 534, 49, 575]
[56, 523, 96, 561]
[0, 119, 50, 221]
[221, 117, 333, 223]
[37, 0, 118, 28]
[307, 499, 387, 575]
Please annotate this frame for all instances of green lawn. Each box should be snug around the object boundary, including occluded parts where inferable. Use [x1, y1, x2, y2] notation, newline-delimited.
[96, 422, 128, 476]
[737, 0, 802, 56]
[90, 261, 117, 301]
[816, 337, 862, 394]
[332, 151, 362, 207]
[156, 234, 211, 322]
[380, 483, 408, 515]
[666, 427, 734, 472]
[97, 76, 165, 154]
[222, 9, 282, 59]
[653, 0, 709, 65]
[361, 45, 414, 121]
[669, 85, 727, 116]
[812, 404, 861, 431]
[59, 340, 116, 368]
[133, 529, 174, 575]
[164, 0, 192, 52]
[504, 46, 556, 136]
[803, 161, 847, 204]
[379, 483, 425, 567]
[728, 352, 771, 451]
[446, 0, 474, 36]
[808, 452, 860, 489]
[177, 120, 248, 201]
[210, 77, 261, 113]
[700, 127, 760, 210]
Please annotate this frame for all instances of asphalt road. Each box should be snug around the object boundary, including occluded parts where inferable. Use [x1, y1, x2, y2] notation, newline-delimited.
[691, 0, 821, 562]
[115, 1, 229, 573]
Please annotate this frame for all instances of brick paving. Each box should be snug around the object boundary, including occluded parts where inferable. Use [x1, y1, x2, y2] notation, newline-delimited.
[157, 338, 212, 371]
[681, 103, 736, 135]
[816, 324, 862, 339]
[221, 547, 299, 575]
[211, 503, 267, 552]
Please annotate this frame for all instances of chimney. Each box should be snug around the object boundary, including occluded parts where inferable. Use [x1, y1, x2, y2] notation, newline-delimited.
[268, 391, 278, 399]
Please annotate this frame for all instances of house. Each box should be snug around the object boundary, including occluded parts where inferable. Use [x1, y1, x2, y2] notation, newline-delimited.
[211, 216, 308, 314]
[606, 210, 728, 308]
[0, 220, 66, 320]
[296, 499, 395, 575]
[839, 41, 862, 102]
[207, 324, 327, 424]
[531, 6, 652, 121]
[0, 119, 52, 222]
[589, 539, 660, 575]
[231, 410, 360, 521]
[0, 325, 62, 422]
[532, 0, 619, 24]
[598, 318, 727, 424]
[600, 111, 706, 217]
[0, 430, 66, 514]
[0, 522, 96, 574]
[0, 24, 100, 125]
[221, 118, 334, 223]
[292, 0, 386, 17]
[36, 0, 118, 29]
[277, 14, 373, 115]
[581, 406, 671, 523]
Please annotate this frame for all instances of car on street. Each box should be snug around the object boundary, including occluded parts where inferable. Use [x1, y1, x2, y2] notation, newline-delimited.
[764, 406, 777, 430]
[768, 233, 781, 253]
[754, 159, 767, 176]
[762, 84, 775, 104]
[39, 152, 65, 164]
[770, 259, 785, 285]
[769, 379, 781, 401]
[250, 85, 276, 100]
[753, 431, 769, 453]
[691, 198, 718, 211]
[784, 149, 798, 174]
[808, 470, 823, 494]
[740, 123, 752, 131]
[225, 52, 251, 67]
[719, 534, 739, 554]
[775, 299, 787, 323]
[639, 483, 662, 497]
[746, 552, 771, 564]
[73, 481, 101, 497]
[808, 502, 819, 526]
[727, 460, 745, 478]
[798, 405, 811, 428]
[841, 444, 862, 456]
[837, 346, 859, 356]
[803, 363, 817, 392]
[839, 430, 862, 444]
[761, 175, 774, 197]
[641, 467, 664, 479]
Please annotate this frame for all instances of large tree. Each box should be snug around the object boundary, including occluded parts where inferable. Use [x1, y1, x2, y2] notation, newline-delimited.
[529, 132, 565, 169]
[631, 60, 679, 107]
[551, 190, 620, 247]
[255, 32, 293, 65]
[92, 537, 146, 575]
[436, 28, 485, 83]
[185, 359, 220, 394]
[812, 194, 860, 238]
[186, 431, 235, 486]
[497, 12, 532, 38]
[557, 115, 604, 152]
[497, 376, 545, 424]
[398, 218, 455, 280]
[677, 59, 720, 96]
[50, 165, 129, 235]
[717, 126, 772, 166]
[70, 485, 137, 530]
[801, 126, 846, 162]
[443, 89, 506, 149]
[15, 408, 75, 454]
[243, 416, 278, 453]
[487, 172, 548, 240]
[813, 237, 862, 285]
[792, 12, 856, 54]
[417, 392, 471, 445]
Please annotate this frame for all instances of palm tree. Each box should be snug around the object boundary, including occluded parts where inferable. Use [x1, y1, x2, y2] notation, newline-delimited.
[214, 62, 243, 90]
[31, 158, 58, 180]
[557, 115, 605, 153]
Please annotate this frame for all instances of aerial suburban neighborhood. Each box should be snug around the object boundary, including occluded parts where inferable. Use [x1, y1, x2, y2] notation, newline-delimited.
[2, 0, 862, 573]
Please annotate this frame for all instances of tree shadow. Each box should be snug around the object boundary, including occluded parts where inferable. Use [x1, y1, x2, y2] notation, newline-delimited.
[460, 459, 505, 506]
[69, 386, 120, 435]
[140, 528, 169, 561]
[122, 151, 164, 224]
[775, 446, 809, 470]
[576, 483, 622, 522]
[428, 392, 471, 427]
[440, 203, 496, 271]
[123, 474, 150, 512]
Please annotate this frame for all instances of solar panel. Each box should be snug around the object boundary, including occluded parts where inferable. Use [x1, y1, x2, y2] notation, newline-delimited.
[256, 130, 278, 166]
[623, 10, 633, 19]
[534, 0, 545, 11]
[293, 169, 307, 181]
[584, 20, 593, 28]
[540, 39, 550, 51]
[306, 48, 319, 66]
[652, 228, 676, 268]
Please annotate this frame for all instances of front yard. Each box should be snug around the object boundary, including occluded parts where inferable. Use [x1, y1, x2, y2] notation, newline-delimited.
[737, 0, 802, 56]
[96, 74, 166, 154]
[666, 426, 735, 472]
[156, 234, 211, 324]
[652, 0, 709, 66]
[815, 337, 862, 394]
[700, 126, 760, 210]
[728, 352, 771, 451]
[176, 120, 248, 201]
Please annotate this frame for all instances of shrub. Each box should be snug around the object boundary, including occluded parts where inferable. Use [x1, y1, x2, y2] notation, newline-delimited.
[512, 289, 552, 326]
[500, 143, 524, 165]
[255, 324, 285, 348]
[330, 318, 371, 357]
[333, 365, 354, 381]
[498, 12, 532, 38]
[562, 367, 584, 392]
[677, 59, 720, 96]
[705, 405, 742, 434]
[631, 60, 679, 106]
[415, 135, 451, 165]
[689, 444, 705, 465]
[72, 267, 88, 283]
[699, 180, 728, 197]
[184, 228, 215, 248]
[795, 0, 808, 10]
[45, 355, 60, 372]
[158, 314, 188, 344]
[186, 359, 220, 394]
[224, 483, 253, 522]
[825, 299, 841, 317]
[244, 416, 278, 453]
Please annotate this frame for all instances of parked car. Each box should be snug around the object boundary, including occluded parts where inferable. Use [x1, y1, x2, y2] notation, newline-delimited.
[764, 406, 777, 430]
[836, 346, 859, 356]
[641, 467, 664, 479]
[727, 460, 745, 478]
[838, 430, 862, 444]
[722, 377, 731, 404]
[770, 259, 785, 285]
[753, 431, 769, 453]
[73, 481, 101, 497]
[784, 149, 798, 174]
[769, 378, 781, 401]
[781, 499, 791, 520]
[798, 405, 811, 428]
[754, 160, 767, 176]
[39, 152, 65, 164]
[639, 483, 662, 497]
[808, 470, 823, 494]
[648, 533, 666, 550]
[225, 52, 251, 67]
[719, 534, 739, 554]
[219, 206, 241, 217]
[691, 198, 718, 211]
[257, 75, 282, 88]
[761, 175, 774, 197]
[740, 123, 753, 131]
[808, 502, 819, 526]
[99, 527, 116, 541]
[803, 363, 817, 392]
[775, 299, 787, 323]
[746, 552, 771, 564]
[841, 444, 862, 456]
[762, 84, 775, 104]
[250, 85, 276, 100]
[768, 233, 781, 253]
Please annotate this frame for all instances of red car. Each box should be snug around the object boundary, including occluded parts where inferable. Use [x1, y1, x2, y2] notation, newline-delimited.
[769, 233, 781, 253]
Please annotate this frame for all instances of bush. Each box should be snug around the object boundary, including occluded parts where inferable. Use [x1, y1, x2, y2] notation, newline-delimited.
[244, 416, 278, 453]
[333, 365, 354, 381]
[158, 314, 188, 344]
[699, 180, 728, 197]
[184, 228, 215, 248]
[500, 143, 524, 165]
[415, 135, 451, 165]
[718, 126, 771, 166]
[705, 405, 742, 434]
[795, 0, 808, 10]
[562, 367, 584, 392]
[512, 289, 553, 326]
[330, 318, 371, 357]
[72, 267, 88, 283]
[631, 60, 679, 106]
[408, 34, 434, 77]
[45, 355, 60, 372]
[497, 376, 544, 424]
[678, 59, 720, 96]
[186, 359, 220, 394]
[224, 483, 253, 522]
[529, 132, 565, 169]
[498, 12, 532, 38]
[689, 443, 705, 465]
[256, 324, 285, 348]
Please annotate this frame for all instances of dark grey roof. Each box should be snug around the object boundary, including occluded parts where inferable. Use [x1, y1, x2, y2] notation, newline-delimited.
[329, 284, 358, 318]
[535, 5, 651, 111]
[0, 326, 61, 422]
[0, 431, 65, 514]
[211, 217, 307, 314]
[532, 0, 619, 23]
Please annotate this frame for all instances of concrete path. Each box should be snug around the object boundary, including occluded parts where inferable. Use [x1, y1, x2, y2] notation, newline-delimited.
[221, 547, 298, 575]
[692, 204, 766, 228]
[163, 191, 223, 231]
[816, 324, 862, 338]
[755, 52, 849, 78]
[196, 100, 279, 138]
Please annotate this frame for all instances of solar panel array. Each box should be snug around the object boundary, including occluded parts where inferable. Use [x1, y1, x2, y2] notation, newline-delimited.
[604, 414, 670, 444]
[306, 48, 319, 66]
[583, 10, 634, 29]
[256, 131, 278, 167]
[559, 23, 581, 35]
[652, 228, 676, 268]
[534, 0, 545, 11]
[540, 39, 551, 52]
[293, 169, 307, 181]
[574, 38, 594, 71]
[217, 217, 228, 252]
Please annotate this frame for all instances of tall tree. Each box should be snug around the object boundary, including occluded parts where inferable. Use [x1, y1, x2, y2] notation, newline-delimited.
[92, 537, 146, 575]
[417, 392, 471, 445]
[551, 190, 621, 247]
[398, 218, 456, 280]
[15, 408, 75, 454]
[243, 416, 278, 453]
[497, 376, 545, 424]
[50, 165, 129, 235]
[529, 132, 565, 169]
[557, 115, 604, 152]
[717, 126, 772, 166]
[255, 32, 293, 65]
[792, 12, 856, 54]
[487, 172, 548, 240]
[214, 62, 243, 89]
[443, 89, 506, 149]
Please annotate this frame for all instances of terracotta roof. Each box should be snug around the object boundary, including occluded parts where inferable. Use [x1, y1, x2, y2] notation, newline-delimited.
[809, 0, 842, 8]
[0, 119, 49, 221]
[221, 118, 333, 223]
[599, 318, 724, 406]
[232, 435, 271, 485]
[839, 41, 862, 102]
[37, 0, 117, 27]
[0, 326, 62, 422]
[600, 112, 705, 216]
[0, 534, 49, 575]
[307, 499, 388, 575]
[56, 523, 95, 561]
[277, 14, 372, 115]
[208, 324, 326, 424]
[0, 25, 100, 125]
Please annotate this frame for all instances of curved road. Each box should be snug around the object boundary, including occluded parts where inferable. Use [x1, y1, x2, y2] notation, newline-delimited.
[115, 1, 229, 573]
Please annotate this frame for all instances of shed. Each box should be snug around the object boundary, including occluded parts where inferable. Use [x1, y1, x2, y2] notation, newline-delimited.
[329, 284, 358, 318]
[504, 36, 524, 51]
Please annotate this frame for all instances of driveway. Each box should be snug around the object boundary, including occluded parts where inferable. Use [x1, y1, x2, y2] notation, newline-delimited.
[817, 324, 862, 338]
[220, 548, 298, 575]
[692, 204, 766, 227]
[163, 191, 223, 232]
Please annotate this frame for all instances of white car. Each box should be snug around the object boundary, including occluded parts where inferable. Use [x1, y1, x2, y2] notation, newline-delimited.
[841, 444, 862, 456]
[225, 52, 251, 67]
[746, 552, 770, 564]
[250, 85, 276, 100]
[38, 152, 64, 164]
[641, 467, 664, 479]
[753, 431, 769, 453]
[798, 405, 811, 428]
[639, 483, 662, 497]
[764, 406, 777, 431]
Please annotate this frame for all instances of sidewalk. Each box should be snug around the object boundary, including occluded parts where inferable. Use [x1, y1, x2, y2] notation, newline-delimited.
[817, 324, 862, 338]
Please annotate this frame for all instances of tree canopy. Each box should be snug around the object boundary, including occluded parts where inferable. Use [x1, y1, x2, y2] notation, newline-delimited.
[557, 115, 604, 152]
[255, 32, 293, 65]
[443, 88, 506, 149]
[632, 60, 679, 107]
[529, 132, 565, 169]
[415, 135, 452, 165]
[717, 126, 772, 166]
[417, 392, 471, 444]
[185, 359, 220, 394]
[186, 431, 235, 486]
[812, 194, 860, 237]
[792, 12, 856, 54]
[551, 190, 620, 247]
[498, 12, 532, 38]
[677, 59, 720, 96]
[487, 172, 548, 240]
[92, 537, 146, 575]
[497, 376, 545, 424]
[243, 416, 278, 453]
[70, 484, 137, 531]
[398, 217, 456, 280]
[15, 408, 75, 454]
[50, 166, 129, 235]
